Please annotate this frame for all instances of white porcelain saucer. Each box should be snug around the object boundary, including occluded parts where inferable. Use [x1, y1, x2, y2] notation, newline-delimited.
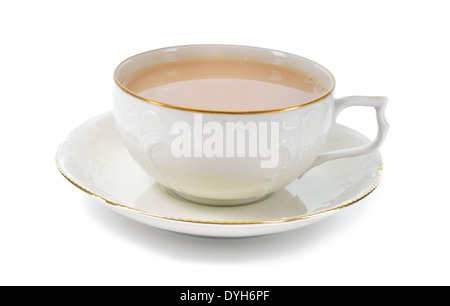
[56, 112, 383, 238]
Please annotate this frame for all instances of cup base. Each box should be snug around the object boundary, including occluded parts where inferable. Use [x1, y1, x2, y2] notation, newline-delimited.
[167, 189, 273, 206]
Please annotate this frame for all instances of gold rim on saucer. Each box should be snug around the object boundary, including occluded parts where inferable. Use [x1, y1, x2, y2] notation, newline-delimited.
[55, 153, 382, 225]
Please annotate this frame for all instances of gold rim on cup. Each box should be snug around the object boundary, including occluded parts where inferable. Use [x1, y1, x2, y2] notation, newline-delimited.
[113, 44, 336, 115]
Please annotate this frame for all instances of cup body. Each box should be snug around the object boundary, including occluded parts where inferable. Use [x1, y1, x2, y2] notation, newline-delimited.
[113, 45, 336, 205]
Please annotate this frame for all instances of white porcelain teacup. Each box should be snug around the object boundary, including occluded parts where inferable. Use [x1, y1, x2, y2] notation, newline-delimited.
[113, 44, 389, 206]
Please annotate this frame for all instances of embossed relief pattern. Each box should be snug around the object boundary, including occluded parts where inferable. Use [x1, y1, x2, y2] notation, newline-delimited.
[114, 94, 183, 191]
[114, 91, 334, 198]
[262, 98, 333, 194]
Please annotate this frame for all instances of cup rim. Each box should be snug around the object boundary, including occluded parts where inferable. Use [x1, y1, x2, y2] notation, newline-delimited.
[113, 44, 336, 115]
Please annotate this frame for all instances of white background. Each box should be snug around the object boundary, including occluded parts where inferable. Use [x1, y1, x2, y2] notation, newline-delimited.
[1, 0, 449, 285]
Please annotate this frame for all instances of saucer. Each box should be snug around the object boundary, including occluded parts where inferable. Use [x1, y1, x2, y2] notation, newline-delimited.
[56, 112, 383, 238]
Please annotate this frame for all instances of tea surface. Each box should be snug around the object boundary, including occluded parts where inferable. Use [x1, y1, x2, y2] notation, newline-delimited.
[125, 58, 326, 111]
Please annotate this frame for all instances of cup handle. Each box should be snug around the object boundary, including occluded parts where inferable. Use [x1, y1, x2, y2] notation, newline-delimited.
[306, 96, 389, 170]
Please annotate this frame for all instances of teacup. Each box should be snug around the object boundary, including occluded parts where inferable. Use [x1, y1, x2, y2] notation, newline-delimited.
[113, 44, 389, 205]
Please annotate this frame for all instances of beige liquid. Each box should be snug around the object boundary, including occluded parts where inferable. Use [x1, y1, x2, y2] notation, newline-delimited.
[124, 58, 327, 111]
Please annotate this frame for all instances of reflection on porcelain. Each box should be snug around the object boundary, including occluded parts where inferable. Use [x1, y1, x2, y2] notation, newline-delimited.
[113, 45, 389, 205]
[56, 112, 383, 238]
